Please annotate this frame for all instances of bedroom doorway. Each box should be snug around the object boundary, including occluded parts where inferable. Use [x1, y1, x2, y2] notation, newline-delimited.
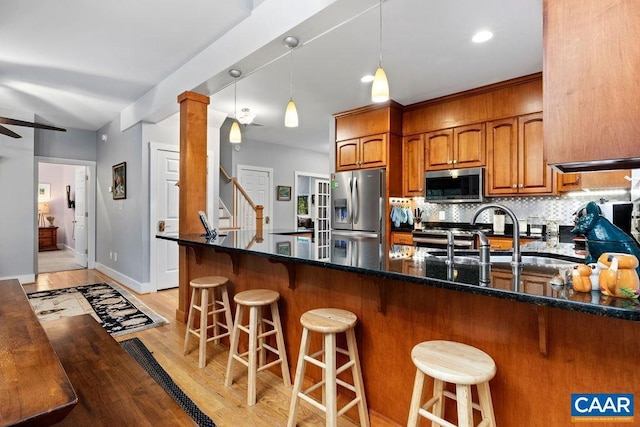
[36, 158, 95, 274]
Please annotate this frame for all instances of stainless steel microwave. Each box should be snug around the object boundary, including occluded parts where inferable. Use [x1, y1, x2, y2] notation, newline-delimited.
[424, 167, 485, 203]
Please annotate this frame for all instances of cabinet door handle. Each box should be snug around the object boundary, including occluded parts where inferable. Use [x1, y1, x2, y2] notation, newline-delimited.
[452, 159, 457, 164]
[447, 160, 453, 164]
[519, 184, 524, 188]
[512, 184, 518, 188]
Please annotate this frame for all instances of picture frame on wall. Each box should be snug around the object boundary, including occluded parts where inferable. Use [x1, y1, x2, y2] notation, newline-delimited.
[37, 183, 51, 202]
[276, 185, 291, 201]
[112, 162, 126, 200]
[276, 241, 291, 256]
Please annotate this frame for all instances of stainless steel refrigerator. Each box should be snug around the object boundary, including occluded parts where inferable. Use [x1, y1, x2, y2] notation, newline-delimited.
[331, 168, 386, 240]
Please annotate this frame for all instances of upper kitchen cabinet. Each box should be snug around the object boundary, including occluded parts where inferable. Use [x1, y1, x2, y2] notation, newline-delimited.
[425, 123, 485, 171]
[336, 134, 387, 171]
[544, 0, 640, 172]
[487, 113, 554, 196]
[334, 101, 403, 173]
[402, 134, 426, 196]
[557, 170, 631, 192]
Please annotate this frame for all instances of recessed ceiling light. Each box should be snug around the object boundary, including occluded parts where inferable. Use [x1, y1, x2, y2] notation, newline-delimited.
[472, 30, 493, 43]
[361, 74, 375, 83]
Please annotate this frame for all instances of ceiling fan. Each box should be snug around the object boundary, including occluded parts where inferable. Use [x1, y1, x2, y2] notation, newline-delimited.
[0, 116, 66, 139]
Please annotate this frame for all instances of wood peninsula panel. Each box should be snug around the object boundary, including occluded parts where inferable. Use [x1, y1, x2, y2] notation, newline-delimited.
[403, 73, 542, 135]
[544, 0, 640, 169]
[181, 247, 640, 426]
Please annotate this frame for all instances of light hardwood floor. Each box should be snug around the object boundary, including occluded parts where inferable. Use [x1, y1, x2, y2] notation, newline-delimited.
[25, 269, 382, 427]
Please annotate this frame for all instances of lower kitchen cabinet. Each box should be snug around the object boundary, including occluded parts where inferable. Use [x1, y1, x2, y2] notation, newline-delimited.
[491, 268, 551, 296]
[391, 231, 414, 245]
[487, 236, 535, 250]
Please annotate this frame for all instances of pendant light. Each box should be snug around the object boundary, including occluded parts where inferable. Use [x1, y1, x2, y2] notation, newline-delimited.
[371, 0, 389, 103]
[228, 69, 242, 144]
[283, 36, 299, 128]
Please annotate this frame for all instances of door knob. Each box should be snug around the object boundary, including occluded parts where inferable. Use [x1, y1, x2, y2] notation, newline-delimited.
[158, 220, 166, 232]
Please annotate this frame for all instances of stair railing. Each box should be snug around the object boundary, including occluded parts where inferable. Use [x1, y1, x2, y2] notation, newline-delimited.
[219, 166, 263, 233]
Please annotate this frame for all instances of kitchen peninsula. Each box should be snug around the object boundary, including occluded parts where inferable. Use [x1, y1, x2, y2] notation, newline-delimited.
[160, 230, 640, 425]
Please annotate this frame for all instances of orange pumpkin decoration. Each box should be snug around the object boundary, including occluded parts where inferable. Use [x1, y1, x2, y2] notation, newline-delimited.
[597, 253, 640, 298]
[572, 264, 593, 293]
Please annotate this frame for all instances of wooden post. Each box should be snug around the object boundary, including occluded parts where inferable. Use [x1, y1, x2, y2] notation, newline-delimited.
[255, 205, 264, 236]
[176, 91, 210, 322]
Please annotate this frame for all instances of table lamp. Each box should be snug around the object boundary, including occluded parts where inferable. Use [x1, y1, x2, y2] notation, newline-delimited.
[38, 202, 49, 227]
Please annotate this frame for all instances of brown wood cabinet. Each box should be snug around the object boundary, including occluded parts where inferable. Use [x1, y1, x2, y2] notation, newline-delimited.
[487, 236, 535, 250]
[38, 226, 59, 252]
[491, 268, 552, 296]
[544, 0, 640, 171]
[425, 123, 485, 171]
[402, 134, 425, 196]
[334, 101, 404, 243]
[557, 170, 631, 192]
[391, 231, 413, 246]
[486, 113, 553, 196]
[336, 133, 387, 171]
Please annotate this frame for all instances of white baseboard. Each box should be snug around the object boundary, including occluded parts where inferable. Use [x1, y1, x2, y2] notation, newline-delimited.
[94, 263, 155, 294]
[1, 273, 36, 284]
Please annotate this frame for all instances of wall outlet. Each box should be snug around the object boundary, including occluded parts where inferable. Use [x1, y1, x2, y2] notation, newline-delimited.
[114, 252, 118, 262]
[439, 210, 446, 220]
[109, 251, 113, 260]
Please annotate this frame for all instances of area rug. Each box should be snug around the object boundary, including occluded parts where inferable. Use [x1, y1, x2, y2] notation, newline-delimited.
[27, 282, 168, 336]
[120, 337, 216, 427]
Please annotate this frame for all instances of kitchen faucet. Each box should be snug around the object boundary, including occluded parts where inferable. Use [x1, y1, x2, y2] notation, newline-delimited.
[471, 204, 521, 267]
[445, 230, 455, 264]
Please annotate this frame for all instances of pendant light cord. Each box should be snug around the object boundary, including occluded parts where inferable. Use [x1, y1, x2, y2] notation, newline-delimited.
[234, 79, 237, 118]
[378, 0, 383, 67]
[289, 47, 294, 101]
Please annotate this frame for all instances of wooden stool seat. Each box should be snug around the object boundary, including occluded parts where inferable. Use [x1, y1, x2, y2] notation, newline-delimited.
[225, 289, 291, 406]
[183, 276, 233, 369]
[408, 340, 496, 427]
[233, 289, 280, 306]
[288, 308, 369, 427]
[300, 308, 357, 334]
[190, 275, 228, 288]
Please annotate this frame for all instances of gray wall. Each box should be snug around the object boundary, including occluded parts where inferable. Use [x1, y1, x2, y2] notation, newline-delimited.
[232, 137, 330, 228]
[95, 116, 145, 284]
[0, 108, 97, 282]
[0, 112, 35, 281]
[35, 127, 97, 160]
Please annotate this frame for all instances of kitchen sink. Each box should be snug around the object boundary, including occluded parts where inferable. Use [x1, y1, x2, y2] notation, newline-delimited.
[427, 254, 577, 268]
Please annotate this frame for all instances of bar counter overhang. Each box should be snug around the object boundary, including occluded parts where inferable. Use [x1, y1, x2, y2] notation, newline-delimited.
[159, 230, 640, 425]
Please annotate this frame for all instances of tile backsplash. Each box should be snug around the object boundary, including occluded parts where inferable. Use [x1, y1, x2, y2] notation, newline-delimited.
[413, 194, 632, 226]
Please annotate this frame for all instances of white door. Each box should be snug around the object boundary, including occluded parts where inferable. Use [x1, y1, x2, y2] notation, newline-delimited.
[155, 148, 180, 290]
[314, 178, 331, 261]
[73, 167, 87, 267]
[237, 165, 273, 230]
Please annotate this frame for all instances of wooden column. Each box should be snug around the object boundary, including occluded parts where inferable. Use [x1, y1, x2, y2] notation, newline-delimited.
[176, 91, 210, 322]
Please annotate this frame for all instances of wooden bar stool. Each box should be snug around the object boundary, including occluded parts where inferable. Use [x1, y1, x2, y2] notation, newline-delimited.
[407, 340, 496, 427]
[224, 289, 291, 406]
[287, 308, 369, 427]
[183, 276, 233, 369]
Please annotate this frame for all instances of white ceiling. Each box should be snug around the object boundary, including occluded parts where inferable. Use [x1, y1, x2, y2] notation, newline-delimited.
[0, 0, 542, 153]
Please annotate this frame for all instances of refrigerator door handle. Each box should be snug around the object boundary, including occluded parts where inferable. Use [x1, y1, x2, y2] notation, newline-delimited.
[348, 177, 353, 224]
[353, 176, 359, 225]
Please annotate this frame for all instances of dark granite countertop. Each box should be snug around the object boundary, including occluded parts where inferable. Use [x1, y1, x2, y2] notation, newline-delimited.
[157, 229, 640, 321]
